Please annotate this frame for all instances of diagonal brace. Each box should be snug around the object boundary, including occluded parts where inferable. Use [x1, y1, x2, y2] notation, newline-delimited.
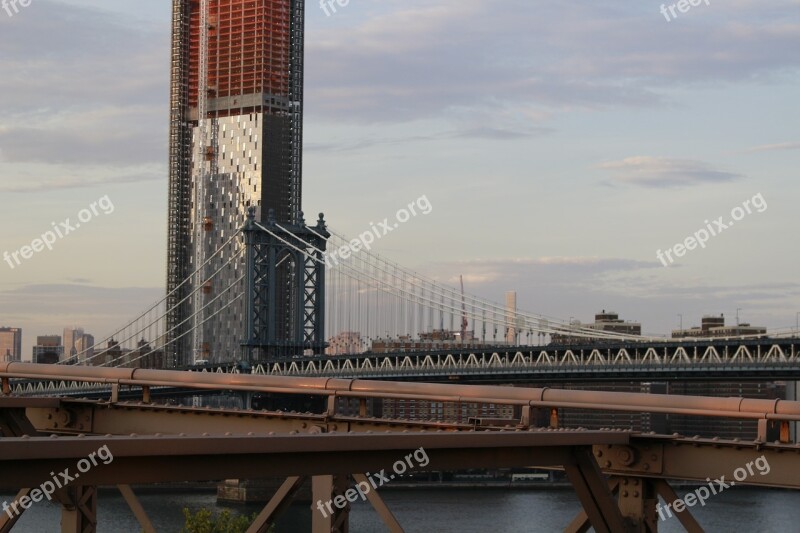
[246, 476, 308, 533]
[564, 447, 630, 533]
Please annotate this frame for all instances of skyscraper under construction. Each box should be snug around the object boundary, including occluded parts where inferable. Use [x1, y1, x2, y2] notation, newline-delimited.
[165, 0, 307, 367]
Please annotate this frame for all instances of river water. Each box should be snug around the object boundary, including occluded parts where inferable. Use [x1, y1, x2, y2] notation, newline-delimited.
[3, 487, 799, 532]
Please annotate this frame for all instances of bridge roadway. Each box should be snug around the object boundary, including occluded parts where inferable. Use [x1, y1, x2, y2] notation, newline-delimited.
[247, 337, 800, 382]
[3, 362, 800, 532]
[10, 337, 800, 397]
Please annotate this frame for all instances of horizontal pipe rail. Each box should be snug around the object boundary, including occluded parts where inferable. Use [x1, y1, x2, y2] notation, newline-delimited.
[3, 362, 800, 421]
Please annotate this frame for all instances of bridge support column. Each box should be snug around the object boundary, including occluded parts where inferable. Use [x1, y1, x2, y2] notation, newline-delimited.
[311, 475, 349, 533]
[60, 486, 97, 533]
[565, 479, 620, 533]
[564, 447, 630, 533]
[615, 476, 658, 532]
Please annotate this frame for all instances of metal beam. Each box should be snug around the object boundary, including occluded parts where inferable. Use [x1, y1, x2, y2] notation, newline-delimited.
[564, 447, 630, 533]
[0, 431, 627, 488]
[602, 438, 800, 490]
[615, 476, 658, 532]
[311, 475, 349, 533]
[117, 485, 156, 533]
[352, 474, 405, 533]
[0, 489, 31, 533]
[0, 408, 39, 437]
[653, 480, 704, 533]
[5, 363, 800, 422]
[565, 479, 620, 533]
[60, 486, 97, 533]
[22, 399, 470, 437]
[246, 476, 307, 533]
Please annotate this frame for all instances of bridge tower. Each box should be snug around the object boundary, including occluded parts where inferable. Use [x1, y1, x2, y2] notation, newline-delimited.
[242, 207, 328, 362]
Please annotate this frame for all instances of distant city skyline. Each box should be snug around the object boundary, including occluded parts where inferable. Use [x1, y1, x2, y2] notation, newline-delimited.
[7, 304, 777, 363]
[1, 0, 798, 360]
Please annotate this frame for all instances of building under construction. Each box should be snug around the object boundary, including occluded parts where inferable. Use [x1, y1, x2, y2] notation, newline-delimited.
[165, 0, 310, 367]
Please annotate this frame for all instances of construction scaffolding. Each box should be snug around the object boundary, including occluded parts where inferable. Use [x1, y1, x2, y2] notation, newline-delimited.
[188, 0, 292, 113]
[166, 0, 193, 368]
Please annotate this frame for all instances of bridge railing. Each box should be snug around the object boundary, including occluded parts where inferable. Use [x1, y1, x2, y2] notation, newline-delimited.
[3, 362, 800, 429]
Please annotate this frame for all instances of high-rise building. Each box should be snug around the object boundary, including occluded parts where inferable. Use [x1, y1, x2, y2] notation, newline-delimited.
[63, 327, 84, 361]
[0, 327, 22, 362]
[129, 339, 165, 369]
[505, 291, 517, 344]
[92, 339, 125, 367]
[166, 0, 308, 367]
[672, 314, 767, 339]
[63, 328, 95, 364]
[32, 335, 64, 364]
[75, 333, 95, 364]
[550, 310, 642, 345]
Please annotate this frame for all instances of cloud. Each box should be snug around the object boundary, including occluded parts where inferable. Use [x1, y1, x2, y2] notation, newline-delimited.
[449, 126, 551, 140]
[306, 126, 548, 153]
[305, 0, 800, 125]
[0, 170, 162, 193]
[0, 1, 168, 192]
[426, 256, 659, 285]
[597, 156, 743, 188]
[746, 141, 800, 153]
[0, 2, 167, 113]
[0, 105, 166, 166]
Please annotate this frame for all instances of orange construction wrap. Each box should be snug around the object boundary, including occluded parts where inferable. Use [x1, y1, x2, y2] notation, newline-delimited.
[188, 0, 292, 112]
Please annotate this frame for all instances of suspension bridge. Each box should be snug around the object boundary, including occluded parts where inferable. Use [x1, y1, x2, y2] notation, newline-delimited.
[49, 208, 796, 375]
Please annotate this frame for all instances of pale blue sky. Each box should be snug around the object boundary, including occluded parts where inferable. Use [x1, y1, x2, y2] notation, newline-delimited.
[1, 0, 798, 357]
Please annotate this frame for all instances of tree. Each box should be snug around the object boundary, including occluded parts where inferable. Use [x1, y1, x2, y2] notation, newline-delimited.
[180, 508, 268, 533]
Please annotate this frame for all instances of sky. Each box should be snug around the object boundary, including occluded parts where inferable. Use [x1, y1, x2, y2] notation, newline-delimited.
[0, 0, 798, 359]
